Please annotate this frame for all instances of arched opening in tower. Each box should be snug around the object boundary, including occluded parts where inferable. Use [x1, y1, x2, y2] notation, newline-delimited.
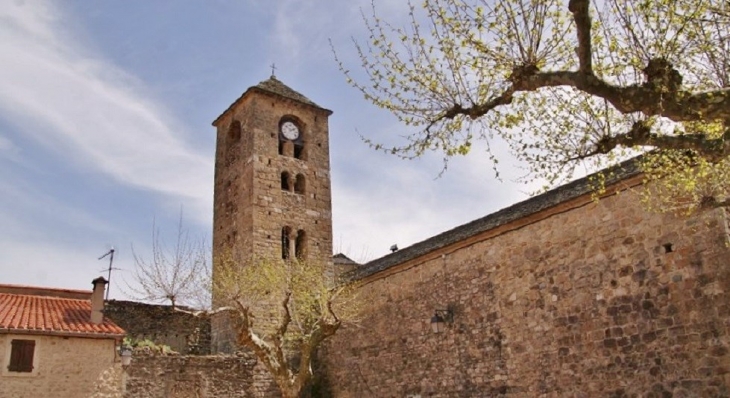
[281, 171, 291, 191]
[294, 174, 306, 194]
[295, 230, 307, 260]
[281, 226, 292, 260]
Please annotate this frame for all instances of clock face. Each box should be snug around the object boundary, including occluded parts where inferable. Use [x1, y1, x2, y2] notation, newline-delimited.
[281, 121, 300, 140]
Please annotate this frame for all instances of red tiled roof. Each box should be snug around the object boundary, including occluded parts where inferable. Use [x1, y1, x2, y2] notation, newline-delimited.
[0, 289, 125, 338]
[0, 284, 91, 300]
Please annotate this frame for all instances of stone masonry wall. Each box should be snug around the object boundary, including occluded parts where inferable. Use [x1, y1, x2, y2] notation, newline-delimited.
[105, 300, 210, 355]
[323, 190, 730, 397]
[124, 351, 278, 398]
[0, 334, 123, 398]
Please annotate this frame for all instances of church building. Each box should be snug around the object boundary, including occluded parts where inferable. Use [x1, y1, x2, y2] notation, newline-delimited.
[210, 77, 730, 397]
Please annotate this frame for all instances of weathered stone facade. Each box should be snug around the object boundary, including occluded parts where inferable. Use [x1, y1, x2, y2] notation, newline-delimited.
[0, 334, 123, 398]
[211, 76, 333, 265]
[323, 184, 730, 397]
[208, 78, 730, 396]
[124, 351, 278, 398]
[211, 77, 334, 353]
[105, 300, 211, 355]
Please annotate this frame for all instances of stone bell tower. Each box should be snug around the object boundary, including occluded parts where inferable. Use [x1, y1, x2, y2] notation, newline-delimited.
[210, 76, 334, 353]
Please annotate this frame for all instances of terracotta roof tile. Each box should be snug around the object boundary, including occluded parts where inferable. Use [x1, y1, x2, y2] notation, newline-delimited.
[0, 283, 90, 299]
[0, 290, 125, 338]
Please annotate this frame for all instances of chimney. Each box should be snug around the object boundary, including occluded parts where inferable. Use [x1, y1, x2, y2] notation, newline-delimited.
[90, 277, 108, 324]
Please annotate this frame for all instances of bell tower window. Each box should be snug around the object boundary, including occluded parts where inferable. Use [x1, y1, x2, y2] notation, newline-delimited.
[281, 171, 291, 191]
[282, 226, 292, 260]
[295, 230, 307, 260]
[294, 174, 306, 194]
[294, 143, 305, 160]
[278, 117, 303, 159]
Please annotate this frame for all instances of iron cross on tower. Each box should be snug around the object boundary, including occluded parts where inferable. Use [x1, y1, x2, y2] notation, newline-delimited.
[270, 63, 277, 77]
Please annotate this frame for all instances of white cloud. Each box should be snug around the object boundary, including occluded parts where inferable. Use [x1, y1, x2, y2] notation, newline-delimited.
[0, 0, 58, 44]
[0, 0, 212, 224]
[269, 0, 407, 66]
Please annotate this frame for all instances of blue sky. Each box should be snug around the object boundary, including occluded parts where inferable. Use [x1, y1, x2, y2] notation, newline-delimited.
[0, 0, 536, 300]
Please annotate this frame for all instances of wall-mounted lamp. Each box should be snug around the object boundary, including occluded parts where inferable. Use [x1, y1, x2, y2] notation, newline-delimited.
[120, 346, 133, 369]
[430, 309, 453, 334]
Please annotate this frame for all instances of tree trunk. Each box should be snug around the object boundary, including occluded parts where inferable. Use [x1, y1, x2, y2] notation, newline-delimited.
[279, 388, 299, 398]
[274, 378, 302, 398]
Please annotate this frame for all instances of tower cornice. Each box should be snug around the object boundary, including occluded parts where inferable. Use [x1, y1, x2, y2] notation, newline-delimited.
[212, 77, 333, 127]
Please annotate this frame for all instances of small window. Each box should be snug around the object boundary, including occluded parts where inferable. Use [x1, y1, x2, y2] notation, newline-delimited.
[294, 174, 306, 194]
[294, 143, 305, 160]
[281, 172, 291, 191]
[295, 230, 307, 260]
[8, 339, 35, 373]
[282, 227, 292, 260]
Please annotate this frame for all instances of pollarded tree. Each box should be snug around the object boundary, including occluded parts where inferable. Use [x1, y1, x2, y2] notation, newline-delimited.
[340, 0, 730, 213]
[211, 254, 358, 398]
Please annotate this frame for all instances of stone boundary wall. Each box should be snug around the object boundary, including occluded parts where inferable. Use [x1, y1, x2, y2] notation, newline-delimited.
[105, 300, 211, 355]
[323, 191, 730, 397]
[124, 351, 278, 398]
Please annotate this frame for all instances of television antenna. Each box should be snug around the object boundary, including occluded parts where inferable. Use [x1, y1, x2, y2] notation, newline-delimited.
[98, 247, 120, 300]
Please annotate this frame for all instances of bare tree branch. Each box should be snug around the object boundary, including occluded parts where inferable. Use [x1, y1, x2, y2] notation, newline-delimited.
[493, 70, 729, 124]
[124, 212, 210, 309]
[574, 120, 730, 161]
[569, 0, 592, 73]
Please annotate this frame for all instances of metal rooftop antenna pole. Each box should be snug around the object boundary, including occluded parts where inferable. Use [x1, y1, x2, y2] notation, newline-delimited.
[98, 248, 115, 300]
